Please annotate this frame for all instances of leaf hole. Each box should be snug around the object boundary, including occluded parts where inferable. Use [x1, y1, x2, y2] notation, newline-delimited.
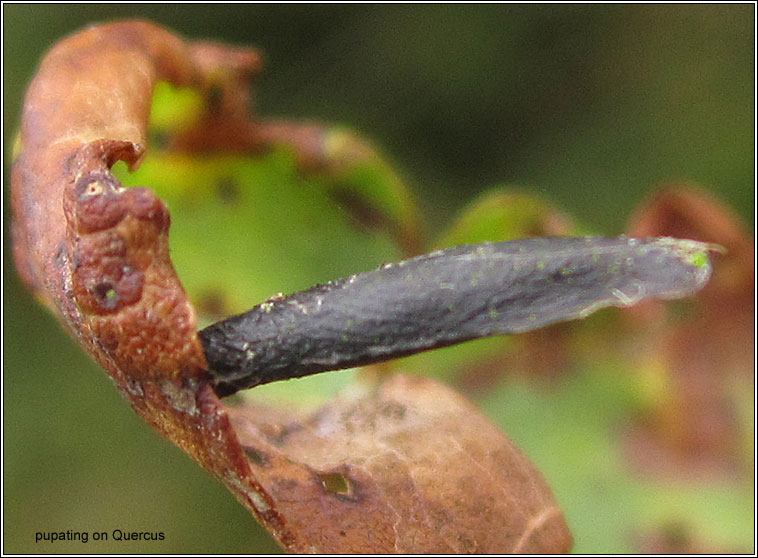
[243, 446, 269, 467]
[85, 181, 104, 197]
[317, 471, 354, 499]
[93, 282, 119, 309]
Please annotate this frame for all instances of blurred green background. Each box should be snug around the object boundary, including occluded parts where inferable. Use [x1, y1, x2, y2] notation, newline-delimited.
[3, 4, 753, 554]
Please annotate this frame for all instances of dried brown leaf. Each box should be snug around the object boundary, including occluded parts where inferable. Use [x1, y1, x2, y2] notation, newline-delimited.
[635, 521, 744, 554]
[228, 374, 572, 553]
[624, 184, 754, 475]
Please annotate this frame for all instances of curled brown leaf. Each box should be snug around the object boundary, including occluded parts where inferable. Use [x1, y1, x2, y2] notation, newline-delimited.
[11, 20, 571, 553]
[624, 184, 754, 475]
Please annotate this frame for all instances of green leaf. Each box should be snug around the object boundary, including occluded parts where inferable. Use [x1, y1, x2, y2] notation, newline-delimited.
[117, 149, 403, 327]
[480, 367, 755, 553]
[148, 81, 205, 134]
[436, 188, 583, 248]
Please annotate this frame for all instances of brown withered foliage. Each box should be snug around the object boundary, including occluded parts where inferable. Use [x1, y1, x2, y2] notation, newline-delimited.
[624, 185, 754, 476]
[634, 518, 752, 555]
[11, 21, 571, 553]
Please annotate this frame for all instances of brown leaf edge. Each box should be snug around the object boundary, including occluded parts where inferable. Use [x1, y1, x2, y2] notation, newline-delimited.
[11, 20, 572, 553]
[621, 185, 754, 477]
